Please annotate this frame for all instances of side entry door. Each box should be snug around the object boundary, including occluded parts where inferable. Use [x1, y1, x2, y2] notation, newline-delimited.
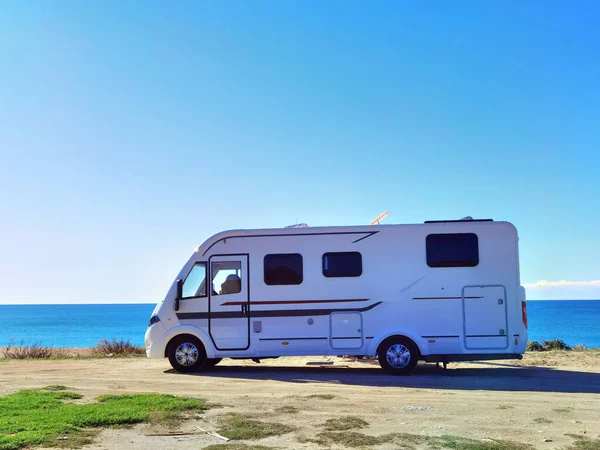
[463, 285, 508, 350]
[208, 254, 250, 351]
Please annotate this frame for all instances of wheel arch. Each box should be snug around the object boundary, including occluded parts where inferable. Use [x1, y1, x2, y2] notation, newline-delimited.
[368, 328, 428, 357]
[161, 325, 216, 359]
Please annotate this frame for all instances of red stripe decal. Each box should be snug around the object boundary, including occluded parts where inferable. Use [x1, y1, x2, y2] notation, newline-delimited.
[220, 298, 369, 306]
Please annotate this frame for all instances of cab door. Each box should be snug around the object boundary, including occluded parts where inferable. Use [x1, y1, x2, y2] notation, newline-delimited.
[208, 254, 250, 351]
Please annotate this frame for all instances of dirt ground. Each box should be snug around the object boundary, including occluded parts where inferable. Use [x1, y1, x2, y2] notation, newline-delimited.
[1, 351, 599, 449]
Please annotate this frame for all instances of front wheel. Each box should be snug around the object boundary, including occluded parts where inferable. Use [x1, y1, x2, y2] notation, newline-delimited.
[204, 358, 222, 369]
[167, 335, 208, 373]
[378, 337, 419, 375]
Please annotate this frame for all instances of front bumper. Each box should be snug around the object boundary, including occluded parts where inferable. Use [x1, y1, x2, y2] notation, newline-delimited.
[144, 321, 168, 358]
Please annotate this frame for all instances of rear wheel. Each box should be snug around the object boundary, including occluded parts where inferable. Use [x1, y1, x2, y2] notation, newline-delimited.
[377, 337, 419, 375]
[167, 335, 208, 373]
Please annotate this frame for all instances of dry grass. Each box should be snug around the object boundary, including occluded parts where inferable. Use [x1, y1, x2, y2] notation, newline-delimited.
[274, 406, 299, 414]
[320, 416, 369, 431]
[300, 431, 534, 449]
[203, 445, 277, 450]
[216, 413, 295, 440]
[2, 339, 58, 359]
[93, 338, 145, 357]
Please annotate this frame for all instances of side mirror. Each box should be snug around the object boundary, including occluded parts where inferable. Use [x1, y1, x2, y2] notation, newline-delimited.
[174, 279, 183, 312]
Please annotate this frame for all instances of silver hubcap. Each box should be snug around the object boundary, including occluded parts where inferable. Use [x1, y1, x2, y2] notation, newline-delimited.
[175, 342, 199, 366]
[386, 344, 411, 369]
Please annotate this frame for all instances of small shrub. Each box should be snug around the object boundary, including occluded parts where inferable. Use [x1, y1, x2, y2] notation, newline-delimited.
[533, 417, 552, 424]
[526, 338, 571, 352]
[93, 338, 145, 356]
[3, 339, 54, 359]
[542, 338, 571, 351]
[573, 343, 588, 351]
[526, 341, 543, 351]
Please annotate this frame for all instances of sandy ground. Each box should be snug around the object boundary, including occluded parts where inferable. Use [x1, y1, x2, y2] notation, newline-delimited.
[1, 351, 599, 449]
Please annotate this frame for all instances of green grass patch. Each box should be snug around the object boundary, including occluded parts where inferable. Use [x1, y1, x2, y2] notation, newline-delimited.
[301, 431, 533, 449]
[0, 389, 208, 450]
[321, 416, 368, 431]
[274, 405, 299, 414]
[216, 413, 295, 440]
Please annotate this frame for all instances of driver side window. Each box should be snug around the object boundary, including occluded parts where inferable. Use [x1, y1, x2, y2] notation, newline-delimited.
[182, 263, 207, 298]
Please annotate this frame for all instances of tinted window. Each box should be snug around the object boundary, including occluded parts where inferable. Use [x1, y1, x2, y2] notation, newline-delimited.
[426, 233, 479, 267]
[264, 254, 303, 285]
[323, 252, 362, 277]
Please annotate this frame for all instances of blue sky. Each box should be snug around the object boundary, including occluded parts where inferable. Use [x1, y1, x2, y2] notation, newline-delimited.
[1, 2, 599, 304]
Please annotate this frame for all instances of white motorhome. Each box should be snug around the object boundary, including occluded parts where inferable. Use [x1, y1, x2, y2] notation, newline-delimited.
[145, 218, 528, 375]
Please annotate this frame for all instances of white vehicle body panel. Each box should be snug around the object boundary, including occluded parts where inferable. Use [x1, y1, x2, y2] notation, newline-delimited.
[145, 220, 528, 362]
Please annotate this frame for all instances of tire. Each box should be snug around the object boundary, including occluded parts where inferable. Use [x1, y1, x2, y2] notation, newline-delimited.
[377, 337, 419, 375]
[167, 335, 208, 373]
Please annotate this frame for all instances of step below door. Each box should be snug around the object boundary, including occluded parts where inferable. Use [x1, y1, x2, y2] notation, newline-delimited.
[463, 285, 509, 350]
[330, 312, 363, 349]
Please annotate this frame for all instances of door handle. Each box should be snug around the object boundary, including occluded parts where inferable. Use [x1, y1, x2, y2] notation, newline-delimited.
[241, 304, 248, 315]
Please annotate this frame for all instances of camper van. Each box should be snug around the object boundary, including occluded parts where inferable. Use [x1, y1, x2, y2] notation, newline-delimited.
[145, 219, 528, 375]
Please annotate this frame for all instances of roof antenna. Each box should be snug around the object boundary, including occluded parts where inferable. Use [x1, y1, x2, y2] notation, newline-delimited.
[370, 211, 389, 225]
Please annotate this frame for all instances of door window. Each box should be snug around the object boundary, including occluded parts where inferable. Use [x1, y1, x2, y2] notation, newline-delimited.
[211, 261, 242, 295]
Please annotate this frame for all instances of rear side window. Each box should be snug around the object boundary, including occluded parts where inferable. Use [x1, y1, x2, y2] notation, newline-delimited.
[264, 254, 303, 285]
[426, 233, 479, 267]
[323, 252, 362, 277]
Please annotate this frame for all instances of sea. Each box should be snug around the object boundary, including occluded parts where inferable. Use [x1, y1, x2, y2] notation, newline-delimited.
[0, 300, 599, 349]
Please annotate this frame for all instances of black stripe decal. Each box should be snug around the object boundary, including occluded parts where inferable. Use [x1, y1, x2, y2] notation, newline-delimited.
[413, 296, 483, 300]
[203, 231, 380, 255]
[177, 301, 382, 320]
[466, 334, 506, 338]
[259, 337, 327, 341]
[422, 335, 460, 338]
[351, 231, 379, 244]
[259, 336, 374, 341]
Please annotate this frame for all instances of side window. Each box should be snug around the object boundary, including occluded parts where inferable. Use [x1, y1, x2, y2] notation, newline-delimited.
[323, 252, 362, 277]
[264, 254, 303, 285]
[426, 233, 479, 268]
[182, 263, 207, 298]
[211, 261, 242, 295]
